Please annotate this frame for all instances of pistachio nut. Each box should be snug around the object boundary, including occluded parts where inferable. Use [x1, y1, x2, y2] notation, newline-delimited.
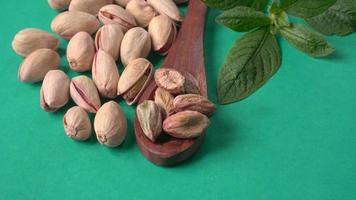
[67, 32, 95, 72]
[18, 48, 60, 83]
[94, 101, 127, 147]
[63, 106, 92, 141]
[120, 27, 151, 66]
[163, 111, 209, 139]
[70, 75, 101, 113]
[98, 4, 137, 32]
[117, 58, 153, 105]
[114, 0, 131, 7]
[154, 87, 174, 118]
[69, 0, 113, 15]
[183, 72, 200, 94]
[126, 0, 157, 27]
[148, 15, 177, 55]
[173, 94, 216, 116]
[154, 68, 185, 94]
[92, 50, 120, 99]
[40, 70, 70, 112]
[95, 24, 124, 61]
[48, 0, 72, 11]
[51, 11, 100, 39]
[137, 100, 162, 142]
[147, 0, 183, 22]
[12, 28, 60, 57]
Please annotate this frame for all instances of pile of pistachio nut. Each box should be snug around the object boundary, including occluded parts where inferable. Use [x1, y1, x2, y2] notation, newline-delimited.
[12, 0, 215, 148]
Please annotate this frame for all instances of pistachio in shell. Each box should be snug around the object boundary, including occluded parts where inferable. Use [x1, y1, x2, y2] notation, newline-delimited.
[63, 106, 92, 141]
[40, 70, 70, 112]
[51, 11, 100, 39]
[69, 0, 113, 15]
[148, 15, 177, 55]
[48, 0, 72, 11]
[94, 101, 127, 147]
[18, 48, 60, 83]
[67, 31, 95, 72]
[92, 50, 120, 99]
[12, 28, 60, 57]
[147, 0, 183, 22]
[126, 0, 157, 27]
[114, 0, 131, 7]
[117, 58, 154, 105]
[120, 27, 151, 66]
[95, 24, 124, 61]
[98, 4, 137, 32]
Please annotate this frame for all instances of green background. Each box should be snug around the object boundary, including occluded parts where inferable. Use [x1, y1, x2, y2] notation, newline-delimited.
[1, 1, 355, 199]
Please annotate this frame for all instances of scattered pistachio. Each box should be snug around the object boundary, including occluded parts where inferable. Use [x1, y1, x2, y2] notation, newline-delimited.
[137, 100, 162, 142]
[67, 31, 95, 72]
[69, 0, 113, 15]
[148, 15, 177, 55]
[154, 68, 185, 94]
[126, 0, 157, 27]
[63, 106, 92, 141]
[95, 24, 124, 61]
[98, 4, 137, 32]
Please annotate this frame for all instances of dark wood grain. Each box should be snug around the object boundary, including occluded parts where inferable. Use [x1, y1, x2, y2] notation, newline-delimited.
[134, 0, 208, 166]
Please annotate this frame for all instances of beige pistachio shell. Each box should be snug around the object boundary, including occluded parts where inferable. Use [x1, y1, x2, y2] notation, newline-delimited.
[92, 50, 120, 99]
[114, 0, 131, 7]
[126, 0, 156, 27]
[117, 58, 153, 104]
[120, 27, 151, 66]
[137, 100, 162, 142]
[163, 111, 209, 139]
[18, 48, 60, 83]
[69, 0, 113, 15]
[12, 28, 60, 57]
[70, 75, 101, 113]
[94, 101, 127, 147]
[67, 32, 95, 72]
[51, 11, 100, 39]
[147, 0, 183, 22]
[40, 70, 70, 112]
[95, 24, 124, 61]
[148, 15, 177, 55]
[48, 0, 72, 11]
[98, 4, 137, 32]
[154, 68, 185, 94]
[63, 106, 92, 141]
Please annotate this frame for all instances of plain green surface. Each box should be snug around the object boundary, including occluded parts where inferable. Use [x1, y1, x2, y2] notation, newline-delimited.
[1, 1, 356, 200]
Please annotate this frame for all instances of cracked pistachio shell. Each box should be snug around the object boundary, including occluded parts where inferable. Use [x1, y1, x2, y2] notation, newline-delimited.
[154, 87, 174, 118]
[137, 100, 162, 142]
[63, 106, 92, 141]
[18, 48, 60, 83]
[173, 94, 216, 116]
[163, 111, 209, 139]
[92, 50, 120, 99]
[51, 11, 100, 39]
[95, 24, 124, 61]
[126, 0, 157, 27]
[117, 58, 153, 105]
[69, 0, 113, 15]
[120, 27, 151, 66]
[148, 15, 177, 55]
[40, 70, 70, 112]
[94, 101, 127, 147]
[12, 28, 60, 57]
[154, 68, 185, 94]
[70, 75, 101, 113]
[48, 0, 71, 11]
[98, 4, 137, 32]
[114, 0, 131, 7]
[147, 0, 183, 22]
[67, 32, 95, 72]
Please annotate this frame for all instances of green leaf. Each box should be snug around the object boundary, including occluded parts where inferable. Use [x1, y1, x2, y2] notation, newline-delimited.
[306, 0, 356, 36]
[218, 28, 281, 104]
[216, 6, 271, 32]
[202, 0, 269, 11]
[280, 0, 337, 18]
[201, 0, 245, 10]
[280, 24, 335, 57]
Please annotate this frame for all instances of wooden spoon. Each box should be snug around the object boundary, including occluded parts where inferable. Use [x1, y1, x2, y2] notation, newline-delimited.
[134, 0, 208, 166]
